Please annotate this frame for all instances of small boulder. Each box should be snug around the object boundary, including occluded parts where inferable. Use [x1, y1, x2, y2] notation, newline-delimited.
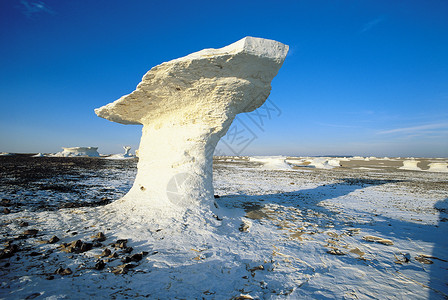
[23, 229, 39, 236]
[47, 236, 60, 244]
[91, 232, 106, 242]
[19, 221, 29, 227]
[327, 249, 345, 256]
[94, 260, 106, 270]
[55, 267, 73, 275]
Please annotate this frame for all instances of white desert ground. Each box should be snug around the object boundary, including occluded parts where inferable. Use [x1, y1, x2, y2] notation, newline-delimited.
[0, 154, 447, 299]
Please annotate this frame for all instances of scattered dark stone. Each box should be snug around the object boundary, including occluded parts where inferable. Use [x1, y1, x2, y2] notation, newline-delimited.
[19, 221, 29, 227]
[112, 267, 128, 275]
[117, 239, 128, 248]
[25, 292, 41, 299]
[55, 267, 72, 275]
[60, 240, 92, 253]
[61, 202, 78, 208]
[214, 195, 220, 199]
[395, 252, 411, 264]
[327, 249, 345, 256]
[71, 240, 82, 248]
[112, 263, 137, 275]
[80, 242, 93, 252]
[123, 247, 133, 254]
[130, 253, 144, 262]
[155, 229, 162, 232]
[71, 232, 77, 236]
[93, 242, 103, 248]
[94, 260, 106, 270]
[122, 263, 137, 269]
[109, 252, 119, 258]
[1, 199, 12, 206]
[150, 251, 158, 255]
[110, 239, 128, 249]
[0, 251, 11, 261]
[29, 252, 41, 257]
[239, 222, 250, 232]
[213, 214, 223, 221]
[0, 243, 19, 259]
[249, 265, 264, 272]
[415, 255, 434, 264]
[3, 262, 10, 267]
[3, 208, 11, 214]
[9, 244, 19, 252]
[122, 256, 132, 263]
[47, 236, 60, 244]
[100, 248, 111, 257]
[91, 232, 106, 242]
[46, 275, 54, 280]
[61, 198, 112, 208]
[23, 229, 39, 236]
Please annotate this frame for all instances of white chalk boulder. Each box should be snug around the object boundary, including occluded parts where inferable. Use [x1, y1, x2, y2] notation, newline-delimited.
[427, 162, 448, 173]
[55, 147, 100, 157]
[399, 160, 421, 171]
[95, 37, 288, 222]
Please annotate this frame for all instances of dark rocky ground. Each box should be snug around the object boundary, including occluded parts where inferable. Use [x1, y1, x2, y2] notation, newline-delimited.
[0, 154, 137, 213]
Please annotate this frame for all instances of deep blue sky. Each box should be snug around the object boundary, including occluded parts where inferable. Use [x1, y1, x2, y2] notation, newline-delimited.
[1, 0, 447, 157]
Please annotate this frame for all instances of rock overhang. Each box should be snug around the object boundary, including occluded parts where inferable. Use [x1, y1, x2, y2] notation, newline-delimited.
[94, 37, 288, 126]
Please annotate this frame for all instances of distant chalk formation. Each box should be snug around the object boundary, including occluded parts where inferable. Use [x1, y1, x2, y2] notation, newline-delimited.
[95, 37, 288, 221]
[428, 162, 448, 173]
[106, 146, 135, 159]
[54, 147, 100, 157]
[399, 160, 421, 171]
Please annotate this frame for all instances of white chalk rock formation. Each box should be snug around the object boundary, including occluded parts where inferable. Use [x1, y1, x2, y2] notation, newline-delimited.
[55, 147, 100, 157]
[105, 146, 135, 160]
[123, 146, 132, 157]
[250, 156, 292, 170]
[427, 162, 448, 173]
[95, 37, 288, 222]
[305, 157, 339, 169]
[399, 160, 421, 171]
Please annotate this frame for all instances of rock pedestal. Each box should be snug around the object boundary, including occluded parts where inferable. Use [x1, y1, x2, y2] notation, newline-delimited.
[95, 37, 288, 221]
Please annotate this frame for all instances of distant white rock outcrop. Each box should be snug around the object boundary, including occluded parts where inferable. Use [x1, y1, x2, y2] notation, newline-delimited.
[399, 160, 421, 171]
[95, 37, 288, 222]
[427, 162, 448, 173]
[105, 146, 135, 160]
[250, 156, 292, 170]
[305, 157, 341, 169]
[54, 147, 100, 157]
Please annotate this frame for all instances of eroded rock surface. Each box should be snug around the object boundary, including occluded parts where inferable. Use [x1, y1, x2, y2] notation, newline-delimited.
[95, 37, 288, 221]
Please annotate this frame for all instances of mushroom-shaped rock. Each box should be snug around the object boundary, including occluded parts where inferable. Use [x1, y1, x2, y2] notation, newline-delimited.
[95, 37, 288, 221]
[123, 146, 133, 157]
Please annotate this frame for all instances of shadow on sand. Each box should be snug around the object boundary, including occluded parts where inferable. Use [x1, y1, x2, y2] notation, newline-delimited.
[218, 178, 448, 298]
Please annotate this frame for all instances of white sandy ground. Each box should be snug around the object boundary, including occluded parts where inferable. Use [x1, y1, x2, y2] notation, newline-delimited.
[1, 157, 448, 299]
